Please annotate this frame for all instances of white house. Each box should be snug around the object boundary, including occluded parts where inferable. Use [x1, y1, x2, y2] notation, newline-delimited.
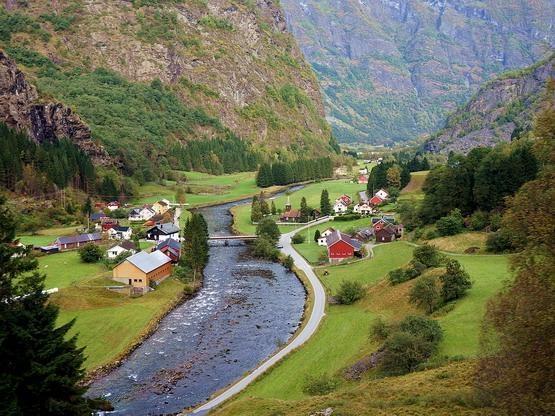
[128, 206, 156, 222]
[318, 228, 336, 246]
[108, 226, 132, 240]
[107, 201, 120, 212]
[353, 203, 374, 216]
[333, 200, 349, 215]
[375, 189, 389, 200]
[106, 241, 137, 259]
[359, 167, 368, 175]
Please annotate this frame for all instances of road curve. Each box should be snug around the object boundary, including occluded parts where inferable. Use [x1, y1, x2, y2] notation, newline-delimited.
[189, 217, 331, 415]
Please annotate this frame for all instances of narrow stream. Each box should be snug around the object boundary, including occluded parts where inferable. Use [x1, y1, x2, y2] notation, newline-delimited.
[88, 191, 306, 415]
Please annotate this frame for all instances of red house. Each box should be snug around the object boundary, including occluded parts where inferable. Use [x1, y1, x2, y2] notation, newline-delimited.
[369, 195, 383, 206]
[154, 238, 181, 263]
[326, 230, 362, 263]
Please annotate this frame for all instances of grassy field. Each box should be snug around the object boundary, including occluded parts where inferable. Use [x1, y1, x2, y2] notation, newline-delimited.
[133, 170, 282, 207]
[53, 278, 185, 371]
[17, 225, 83, 247]
[37, 251, 109, 290]
[426, 232, 488, 254]
[398, 170, 429, 204]
[216, 241, 510, 414]
[232, 179, 367, 234]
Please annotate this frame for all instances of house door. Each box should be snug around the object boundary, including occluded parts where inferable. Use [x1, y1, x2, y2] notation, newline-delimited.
[128, 279, 132, 285]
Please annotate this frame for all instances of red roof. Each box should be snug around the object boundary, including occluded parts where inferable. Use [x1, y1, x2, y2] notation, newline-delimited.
[280, 209, 301, 219]
[369, 196, 383, 206]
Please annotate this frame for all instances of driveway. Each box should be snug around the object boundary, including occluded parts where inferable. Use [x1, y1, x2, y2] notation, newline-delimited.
[189, 217, 331, 415]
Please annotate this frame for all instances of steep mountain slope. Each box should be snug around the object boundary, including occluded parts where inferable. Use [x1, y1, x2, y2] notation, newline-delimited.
[0, 0, 334, 178]
[425, 54, 554, 154]
[280, 0, 555, 144]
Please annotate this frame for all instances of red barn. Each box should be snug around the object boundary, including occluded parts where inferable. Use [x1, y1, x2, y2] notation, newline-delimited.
[326, 230, 362, 263]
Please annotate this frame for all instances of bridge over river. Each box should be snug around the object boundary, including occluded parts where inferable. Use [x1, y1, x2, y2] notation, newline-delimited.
[208, 235, 257, 241]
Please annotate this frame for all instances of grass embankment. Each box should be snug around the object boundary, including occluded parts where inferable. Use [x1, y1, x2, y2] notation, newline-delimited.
[425, 232, 488, 254]
[399, 170, 429, 203]
[214, 241, 509, 415]
[232, 179, 367, 235]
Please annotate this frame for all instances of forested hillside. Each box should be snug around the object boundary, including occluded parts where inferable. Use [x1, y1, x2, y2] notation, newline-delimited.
[426, 55, 554, 154]
[0, 0, 336, 182]
[280, 0, 554, 144]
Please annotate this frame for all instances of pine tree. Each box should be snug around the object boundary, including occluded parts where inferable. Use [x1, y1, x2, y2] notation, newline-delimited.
[181, 213, 209, 281]
[251, 196, 262, 223]
[259, 192, 270, 216]
[0, 196, 94, 414]
[320, 189, 331, 215]
[300, 197, 309, 223]
[314, 229, 321, 243]
[271, 200, 276, 215]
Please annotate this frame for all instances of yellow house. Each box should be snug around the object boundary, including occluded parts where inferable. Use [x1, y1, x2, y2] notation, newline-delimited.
[152, 199, 170, 215]
[113, 250, 172, 289]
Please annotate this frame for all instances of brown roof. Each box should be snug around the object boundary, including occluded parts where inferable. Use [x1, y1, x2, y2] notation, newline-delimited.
[281, 209, 301, 218]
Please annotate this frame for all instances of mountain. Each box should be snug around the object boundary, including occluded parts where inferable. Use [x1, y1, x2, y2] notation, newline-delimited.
[425, 54, 554, 154]
[280, 0, 555, 145]
[0, 1, 334, 179]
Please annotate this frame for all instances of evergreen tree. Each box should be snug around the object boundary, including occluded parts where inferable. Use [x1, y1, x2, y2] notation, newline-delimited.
[255, 218, 281, 244]
[181, 213, 209, 281]
[82, 197, 92, 217]
[259, 192, 270, 216]
[270, 200, 276, 215]
[314, 229, 321, 243]
[320, 189, 331, 215]
[300, 197, 309, 223]
[250, 197, 262, 223]
[0, 196, 94, 415]
[440, 259, 472, 302]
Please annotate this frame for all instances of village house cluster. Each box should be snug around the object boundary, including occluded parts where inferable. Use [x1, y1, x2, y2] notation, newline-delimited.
[333, 188, 389, 216]
[37, 198, 183, 295]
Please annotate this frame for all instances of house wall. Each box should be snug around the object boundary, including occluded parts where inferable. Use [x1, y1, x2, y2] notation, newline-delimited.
[147, 262, 173, 284]
[328, 240, 355, 260]
[113, 261, 148, 287]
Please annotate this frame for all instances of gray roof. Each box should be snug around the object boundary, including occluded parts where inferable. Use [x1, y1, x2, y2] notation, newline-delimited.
[156, 238, 181, 251]
[326, 230, 362, 250]
[148, 222, 180, 235]
[56, 233, 101, 245]
[126, 250, 171, 273]
[358, 190, 369, 202]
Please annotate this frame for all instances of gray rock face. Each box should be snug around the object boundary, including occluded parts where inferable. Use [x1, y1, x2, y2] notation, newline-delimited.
[425, 55, 554, 154]
[280, 0, 555, 144]
[0, 51, 111, 164]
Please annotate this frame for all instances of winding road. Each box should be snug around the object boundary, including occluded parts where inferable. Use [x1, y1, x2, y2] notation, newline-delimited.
[189, 217, 331, 415]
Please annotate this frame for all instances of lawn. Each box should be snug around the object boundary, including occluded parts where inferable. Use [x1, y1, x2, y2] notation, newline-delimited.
[232, 179, 367, 234]
[36, 251, 109, 289]
[53, 278, 185, 371]
[438, 254, 509, 357]
[17, 225, 83, 247]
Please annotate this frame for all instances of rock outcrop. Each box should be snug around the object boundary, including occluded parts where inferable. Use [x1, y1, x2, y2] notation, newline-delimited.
[280, 0, 554, 144]
[0, 51, 110, 164]
[425, 55, 554, 154]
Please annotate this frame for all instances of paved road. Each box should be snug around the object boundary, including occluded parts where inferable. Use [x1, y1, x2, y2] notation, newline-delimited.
[189, 217, 331, 415]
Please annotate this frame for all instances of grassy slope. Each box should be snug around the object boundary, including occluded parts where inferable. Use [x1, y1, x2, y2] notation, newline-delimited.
[37, 251, 109, 289]
[232, 179, 367, 234]
[53, 278, 185, 371]
[17, 225, 83, 246]
[398, 170, 429, 204]
[215, 242, 510, 415]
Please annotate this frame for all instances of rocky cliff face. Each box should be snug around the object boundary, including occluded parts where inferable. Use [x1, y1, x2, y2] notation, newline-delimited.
[425, 55, 554, 154]
[0, 0, 332, 164]
[280, 0, 555, 144]
[0, 51, 110, 164]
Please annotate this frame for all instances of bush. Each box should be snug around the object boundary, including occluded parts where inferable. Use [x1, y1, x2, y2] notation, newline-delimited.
[399, 315, 443, 344]
[413, 244, 441, 268]
[422, 228, 439, 240]
[255, 218, 281, 244]
[489, 212, 503, 231]
[440, 259, 472, 302]
[405, 260, 427, 279]
[336, 280, 365, 304]
[282, 255, 294, 271]
[333, 213, 361, 221]
[252, 237, 279, 261]
[388, 268, 409, 285]
[469, 210, 489, 231]
[486, 229, 514, 253]
[172, 264, 194, 283]
[291, 233, 305, 244]
[379, 332, 435, 376]
[301, 373, 338, 396]
[78, 243, 103, 263]
[409, 275, 441, 314]
[435, 209, 465, 236]
[370, 317, 390, 341]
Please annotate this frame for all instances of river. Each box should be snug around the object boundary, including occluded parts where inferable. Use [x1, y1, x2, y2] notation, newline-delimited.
[87, 193, 306, 415]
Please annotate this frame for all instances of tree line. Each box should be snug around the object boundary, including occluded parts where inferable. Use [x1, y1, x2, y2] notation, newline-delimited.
[256, 157, 333, 187]
[0, 123, 95, 193]
[366, 154, 430, 196]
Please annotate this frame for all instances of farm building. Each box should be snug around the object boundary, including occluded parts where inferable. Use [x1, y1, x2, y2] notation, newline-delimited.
[112, 250, 172, 290]
[54, 233, 102, 251]
[326, 230, 362, 263]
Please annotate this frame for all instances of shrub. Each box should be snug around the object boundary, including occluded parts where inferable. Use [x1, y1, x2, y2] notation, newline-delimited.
[422, 228, 439, 240]
[409, 275, 441, 314]
[78, 243, 103, 263]
[399, 315, 443, 344]
[255, 218, 280, 244]
[486, 229, 514, 253]
[388, 268, 409, 285]
[405, 260, 427, 279]
[413, 244, 441, 268]
[252, 237, 279, 261]
[291, 233, 305, 244]
[489, 212, 503, 231]
[333, 213, 361, 221]
[282, 255, 294, 271]
[370, 317, 390, 341]
[302, 373, 338, 396]
[469, 210, 489, 231]
[314, 229, 321, 242]
[379, 332, 435, 376]
[336, 280, 365, 304]
[440, 259, 472, 302]
[436, 209, 465, 236]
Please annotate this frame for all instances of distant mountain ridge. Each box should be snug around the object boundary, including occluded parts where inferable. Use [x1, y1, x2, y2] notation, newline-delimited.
[280, 0, 555, 144]
[425, 54, 554, 154]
